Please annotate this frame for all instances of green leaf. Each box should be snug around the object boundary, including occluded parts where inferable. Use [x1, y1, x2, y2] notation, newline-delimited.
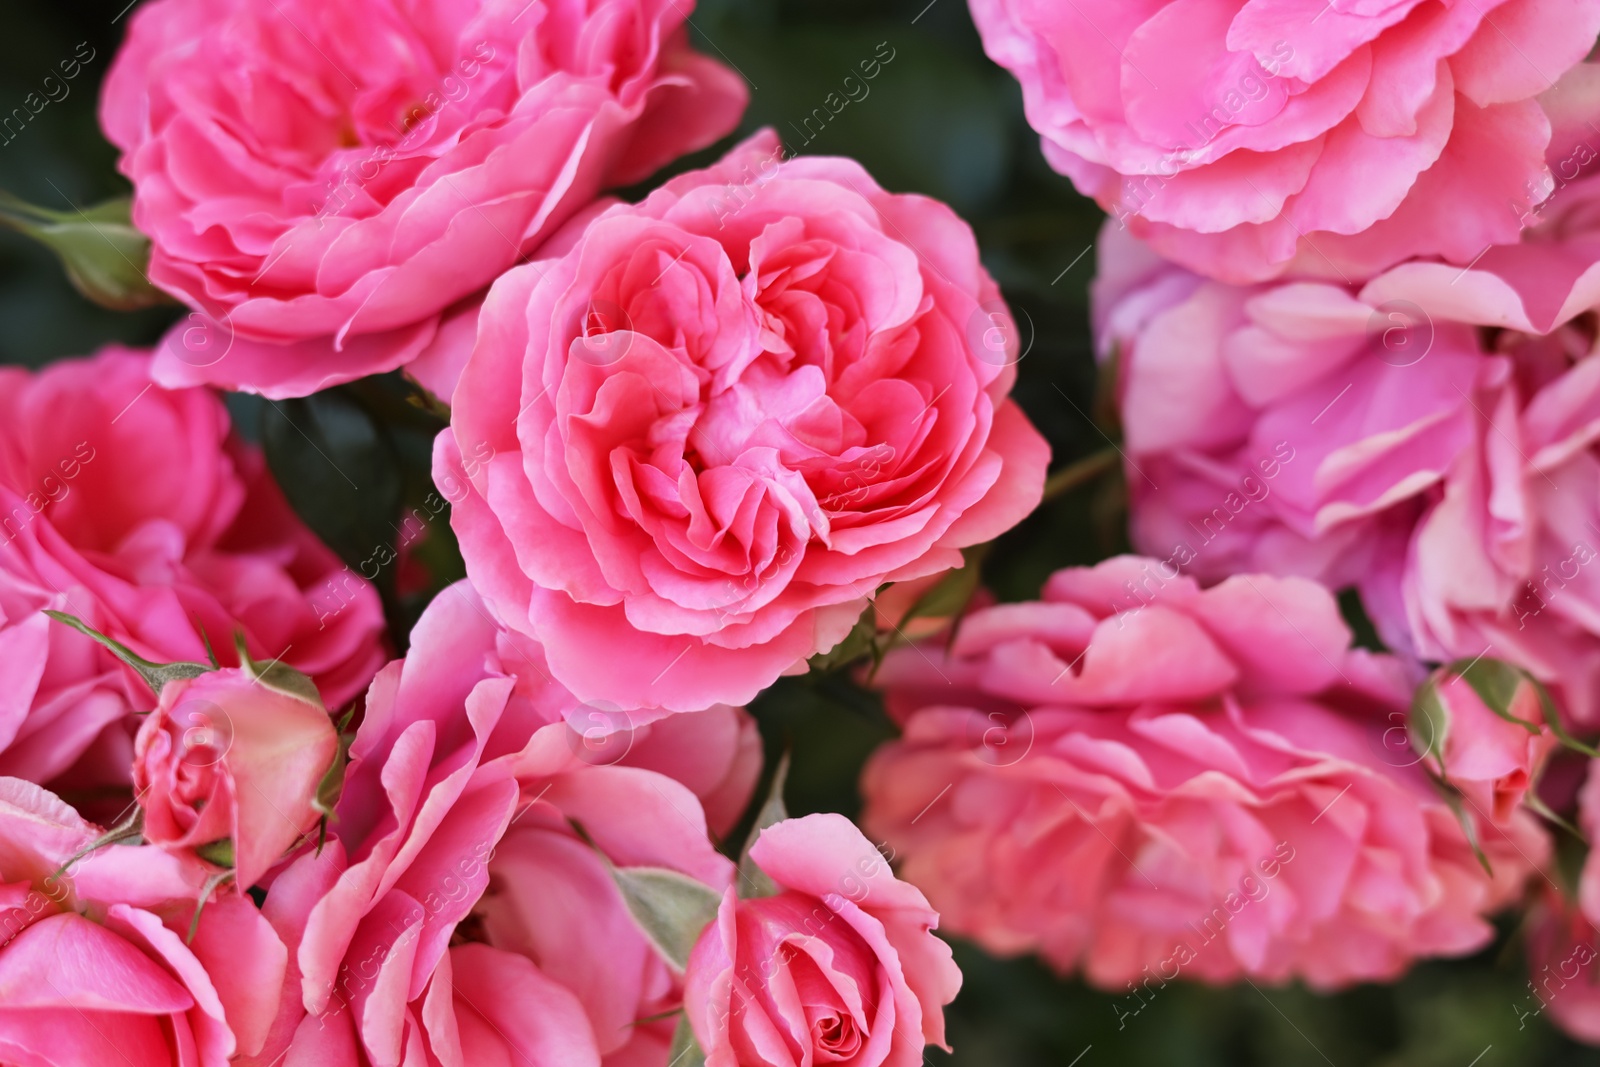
[234, 633, 325, 709]
[738, 753, 789, 899]
[43, 611, 212, 698]
[1529, 676, 1600, 759]
[667, 1015, 707, 1067]
[0, 191, 170, 311]
[807, 604, 877, 673]
[609, 865, 724, 972]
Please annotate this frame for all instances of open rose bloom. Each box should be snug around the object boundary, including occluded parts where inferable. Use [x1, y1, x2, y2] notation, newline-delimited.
[0, 348, 384, 795]
[104, 0, 747, 398]
[684, 813, 961, 1067]
[861, 558, 1548, 989]
[0, 777, 292, 1067]
[1102, 67, 1600, 725]
[968, 0, 1600, 282]
[437, 130, 1050, 714]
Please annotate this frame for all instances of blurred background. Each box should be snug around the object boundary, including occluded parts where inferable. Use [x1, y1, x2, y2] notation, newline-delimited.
[3, 0, 1596, 1062]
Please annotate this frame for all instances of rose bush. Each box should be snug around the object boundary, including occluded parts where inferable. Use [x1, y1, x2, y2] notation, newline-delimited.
[0, 348, 384, 796]
[968, 0, 1600, 282]
[860, 558, 1548, 988]
[436, 130, 1050, 714]
[103, 0, 748, 398]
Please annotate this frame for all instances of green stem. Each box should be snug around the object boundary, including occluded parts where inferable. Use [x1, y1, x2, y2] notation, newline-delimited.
[1041, 447, 1120, 503]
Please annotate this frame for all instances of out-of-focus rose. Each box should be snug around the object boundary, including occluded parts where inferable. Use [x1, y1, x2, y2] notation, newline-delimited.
[1419, 668, 1556, 824]
[1099, 87, 1600, 724]
[0, 348, 384, 799]
[436, 130, 1050, 714]
[103, 0, 748, 399]
[861, 558, 1548, 989]
[970, 0, 1600, 283]
[261, 581, 741, 1067]
[684, 813, 961, 1067]
[1526, 890, 1600, 1044]
[0, 776, 290, 1067]
[133, 666, 340, 890]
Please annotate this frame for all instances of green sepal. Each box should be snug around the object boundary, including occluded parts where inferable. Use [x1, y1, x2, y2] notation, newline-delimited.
[43, 611, 211, 698]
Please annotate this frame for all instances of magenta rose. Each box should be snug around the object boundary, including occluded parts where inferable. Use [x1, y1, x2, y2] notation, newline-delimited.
[1100, 87, 1600, 723]
[860, 558, 1548, 989]
[133, 666, 341, 890]
[969, 0, 1600, 283]
[259, 581, 742, 1066]
[684, 813, 961, 1067]
[0, 348, 384, 796]
[436, 130, 1051, 713]
[0, 777, 292, 1067]
[103, 0, 748, 399]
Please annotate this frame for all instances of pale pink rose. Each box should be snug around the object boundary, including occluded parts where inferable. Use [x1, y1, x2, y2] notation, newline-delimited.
[436, 130, 1051, 714]
[860, 558, 1549, 990]
[1100, 99, 1600, 723]
[263, 581, 739, 1067]
[134, 667, 341, 889]
[684, 813, 961, 1067]
[0, 348, 385, 796]
[0, 776, 291, 1067]
[1422, 670, 1555, 825]
[103, 0, 748, 399]
[969, 0, 1600, 283]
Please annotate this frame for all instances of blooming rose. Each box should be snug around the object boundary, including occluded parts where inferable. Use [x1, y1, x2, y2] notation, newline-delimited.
[860, 558, 1548, 989]
[1100, 78, 1600, 723]
[969, 0, 1600, 283]
[103, 0, 748, 399]
[436, 130, 1050, 713]
[134, 666, 340, 889]
[0, 776, 291, 1067]
[261, 581, 746, 1066]
[684, 813, 961, 1067]
[0, 348, 384, 795]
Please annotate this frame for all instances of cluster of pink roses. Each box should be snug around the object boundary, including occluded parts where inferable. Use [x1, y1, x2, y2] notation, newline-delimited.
[12, 0, 1600, 1058]
[831, 0, 1600, 1048]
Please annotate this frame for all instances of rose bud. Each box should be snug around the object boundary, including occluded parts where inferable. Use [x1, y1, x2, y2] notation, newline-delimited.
[1420, 664, 1557, 825]
[684, 813, 961, 1067]
[133, 663, 340, 889]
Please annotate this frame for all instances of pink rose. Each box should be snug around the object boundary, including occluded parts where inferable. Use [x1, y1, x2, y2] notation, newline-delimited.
[1525, 889, 1600, 1044]
[1420, 668, 1555, 824]
[0, 776, 291, 1066]
[134, 666, 341, 889]
[262, 581, 741, 1066]
[0, 348, 384, 796]
[969, 0, 1600, 282]
[860, 558, 1548, 989]
[684, 813, 961, 1067]
[1099, 93, 1600, 722]
[436, 130, 1051, 714]
[103, 0, 748, 399]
